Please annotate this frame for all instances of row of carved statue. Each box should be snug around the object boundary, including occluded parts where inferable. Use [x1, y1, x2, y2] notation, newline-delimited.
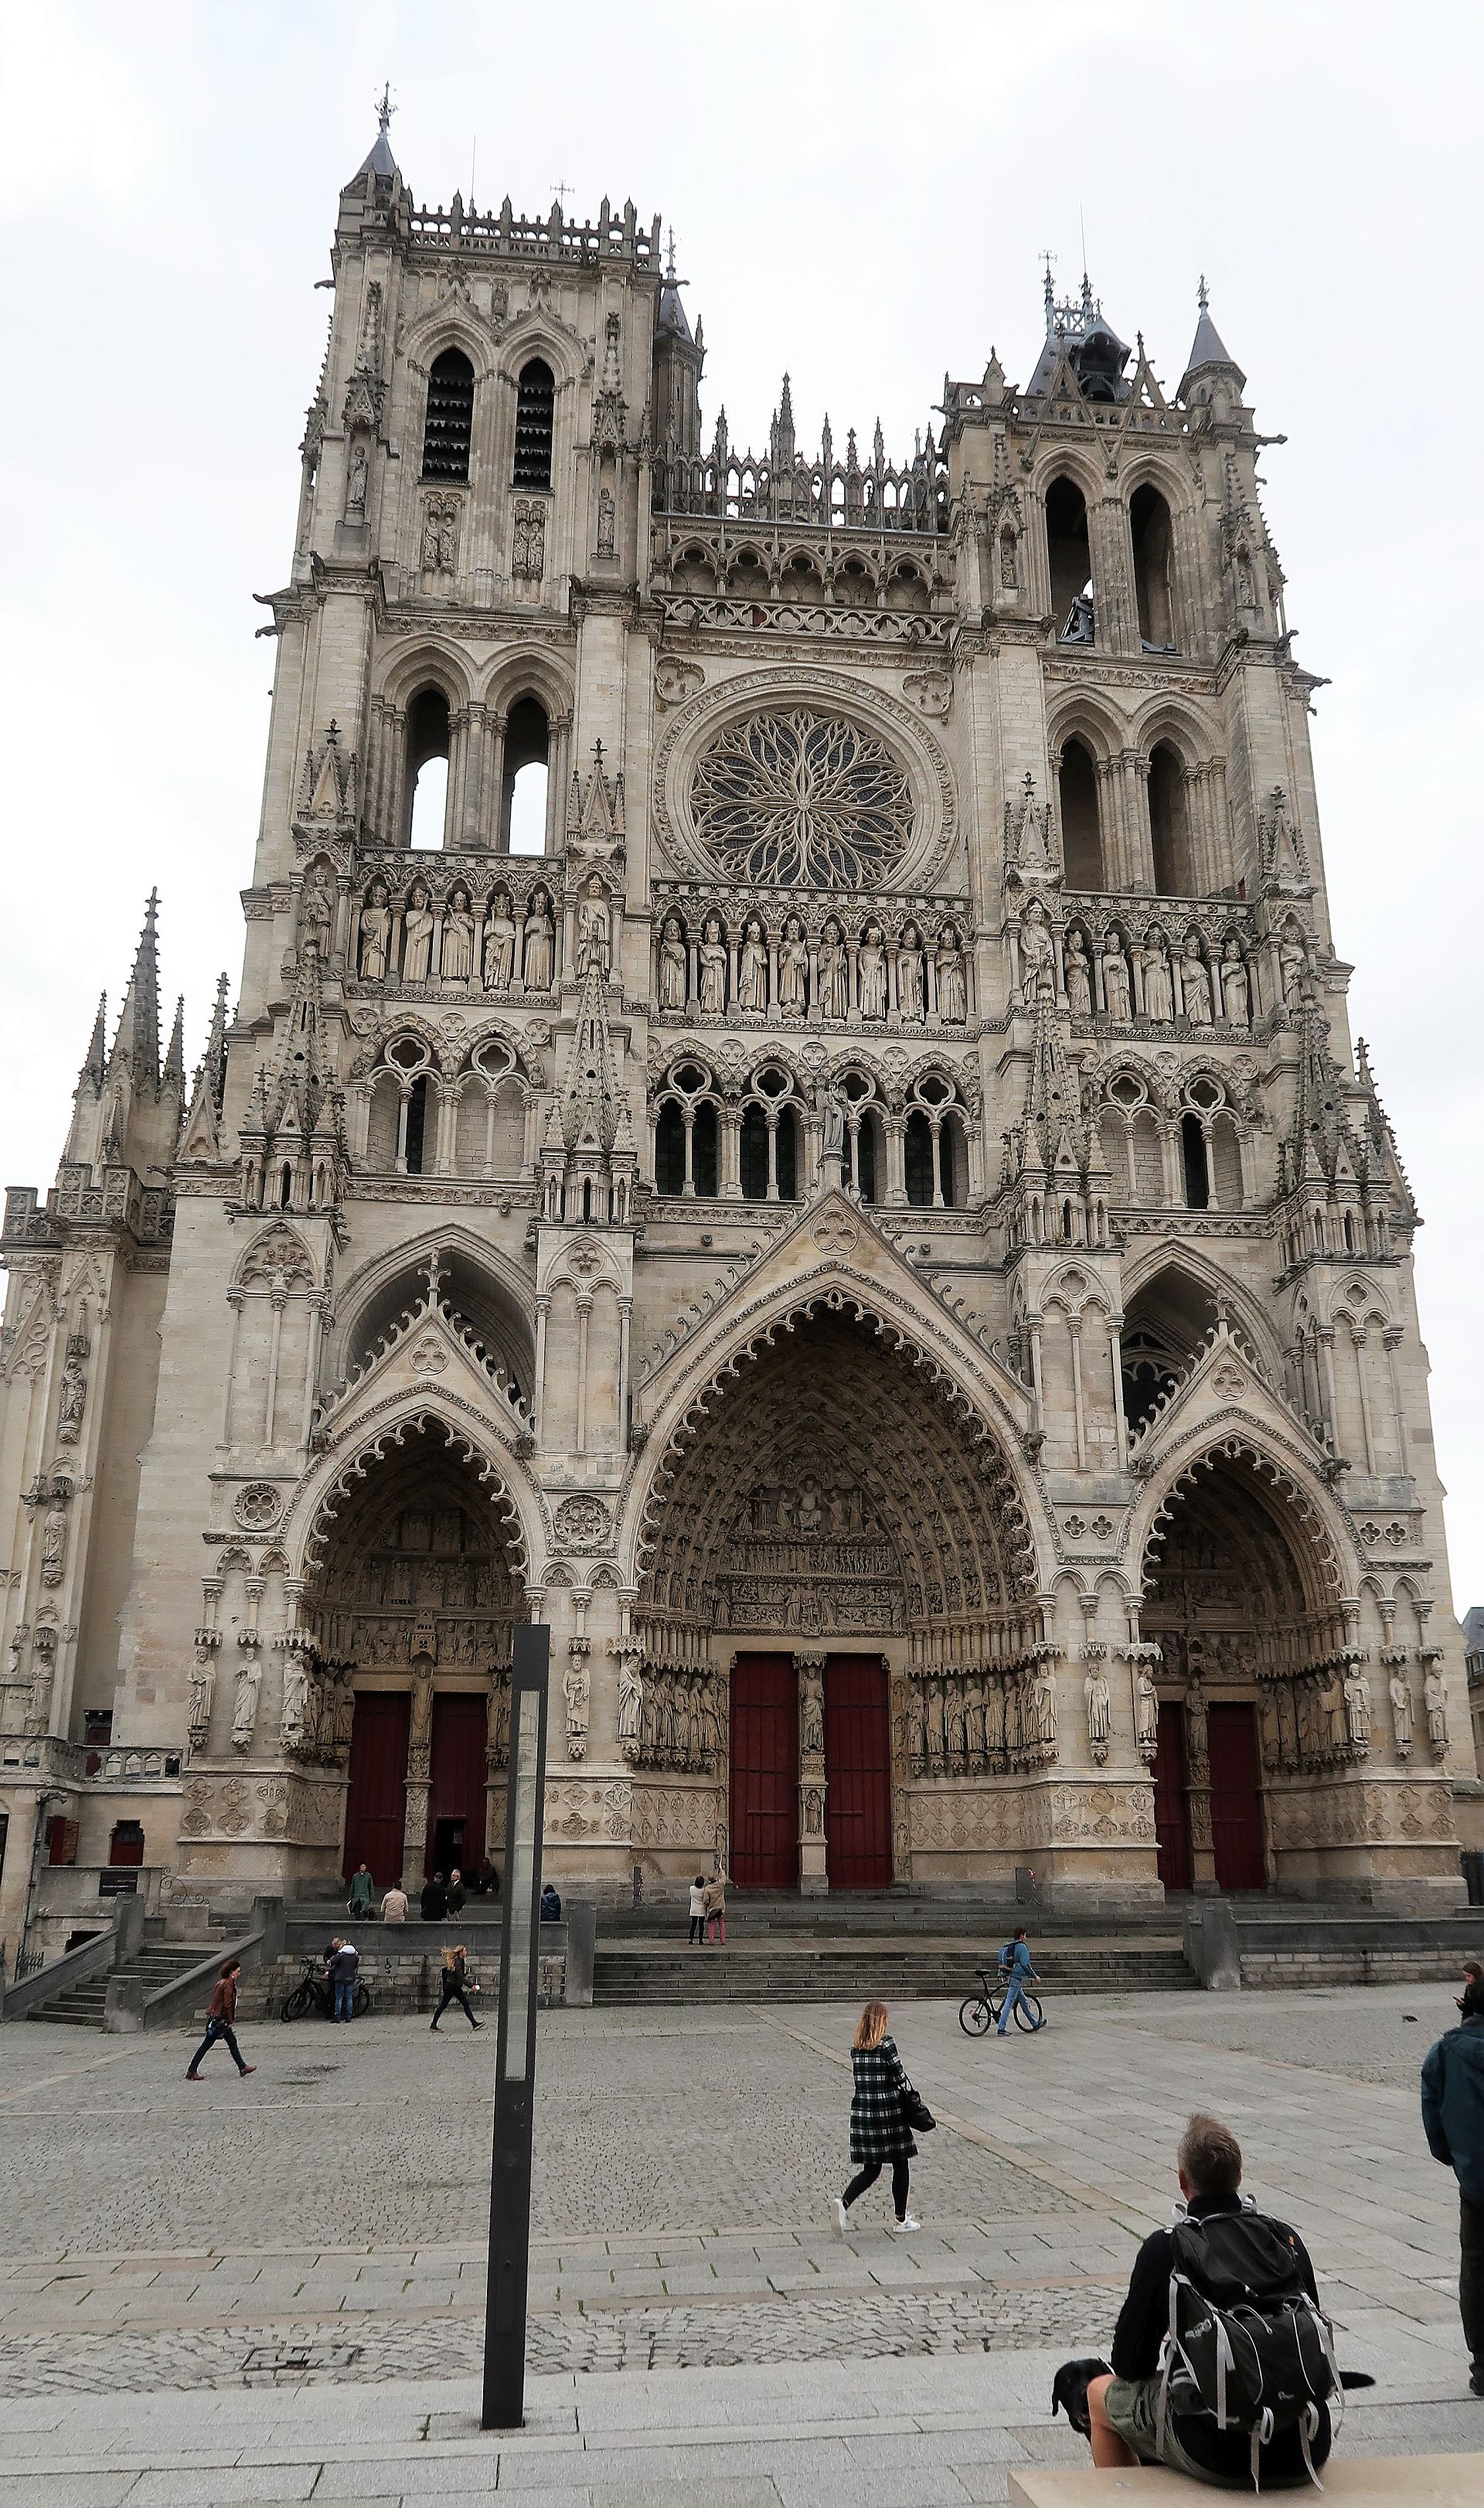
[353, 877, 560, 989]
[655, 911, 969, 1024]
[1258, 1658, 1448, 1773]
[1017, 901, 1275, 1026]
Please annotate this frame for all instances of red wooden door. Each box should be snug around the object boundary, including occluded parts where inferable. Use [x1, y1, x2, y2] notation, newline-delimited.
[824, 1655, 892, 1889]
[426, 1692, 488, 1879]
[343, 1692, 410, 1886]
[1152, 1701, 1191, 1892]
[730, 1653, 798, 1889]
[1209, 1702, 1265, 1892]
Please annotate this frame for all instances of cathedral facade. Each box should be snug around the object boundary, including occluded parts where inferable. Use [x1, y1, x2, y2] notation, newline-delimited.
[2, 114, 1473, 1958]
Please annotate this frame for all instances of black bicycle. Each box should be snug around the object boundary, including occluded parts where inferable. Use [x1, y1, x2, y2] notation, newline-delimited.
[281, 1953, 372, 2022]
[958, 1965, 1043, 2035]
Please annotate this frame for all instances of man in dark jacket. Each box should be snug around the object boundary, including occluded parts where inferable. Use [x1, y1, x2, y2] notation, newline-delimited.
[1421, 1976, 1484, 2396]
[420, 1871, 448, 1922]
[326, 1937, 359, 2023]
[1086, 2112, 1330, 2485]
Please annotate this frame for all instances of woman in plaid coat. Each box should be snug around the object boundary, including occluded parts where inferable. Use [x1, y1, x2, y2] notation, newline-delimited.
[835, 1999, 922, 2234]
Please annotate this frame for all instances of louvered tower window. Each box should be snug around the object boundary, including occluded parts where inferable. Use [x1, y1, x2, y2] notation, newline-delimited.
[513, 358, 555, 488]
[421, 348, 475, 480]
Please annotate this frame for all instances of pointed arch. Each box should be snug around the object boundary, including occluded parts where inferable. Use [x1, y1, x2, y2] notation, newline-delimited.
[289, 1397, 539, 1592]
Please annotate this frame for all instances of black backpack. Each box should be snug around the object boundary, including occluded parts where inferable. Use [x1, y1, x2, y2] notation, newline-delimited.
[1158, 2209, 1338, 2489]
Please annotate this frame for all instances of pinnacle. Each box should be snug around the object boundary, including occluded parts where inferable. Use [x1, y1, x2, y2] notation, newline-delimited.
[110, 889, 162, 1085]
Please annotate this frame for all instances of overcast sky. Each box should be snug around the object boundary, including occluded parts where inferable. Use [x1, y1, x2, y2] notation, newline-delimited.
[2, 2, 1480, 1607]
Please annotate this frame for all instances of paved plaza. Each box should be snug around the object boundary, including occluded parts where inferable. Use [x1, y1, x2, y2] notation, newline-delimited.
[1, 1982, 1481, 2499]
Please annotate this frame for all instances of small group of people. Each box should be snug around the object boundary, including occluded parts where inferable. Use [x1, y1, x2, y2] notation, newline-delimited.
[323, 1934, 359, 2020]
[686, 1869, 729, 1945]
[348, 1861, 501, 1923]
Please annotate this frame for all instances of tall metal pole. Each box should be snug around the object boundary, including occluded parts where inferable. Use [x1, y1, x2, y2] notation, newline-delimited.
[482, 1621, 550, 2430]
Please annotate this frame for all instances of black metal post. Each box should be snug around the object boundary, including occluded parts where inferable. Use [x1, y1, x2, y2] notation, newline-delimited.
[482, 1621, 550, 2430]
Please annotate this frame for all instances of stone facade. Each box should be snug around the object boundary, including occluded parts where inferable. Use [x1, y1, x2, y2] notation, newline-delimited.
[1, 121, 1474, 1956]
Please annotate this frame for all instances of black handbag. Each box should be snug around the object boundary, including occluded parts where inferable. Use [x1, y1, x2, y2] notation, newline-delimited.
[900, 2083, 936, 2134]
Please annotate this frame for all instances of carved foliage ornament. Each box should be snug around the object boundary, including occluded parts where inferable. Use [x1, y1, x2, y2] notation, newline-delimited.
[689, 710, 913, 890]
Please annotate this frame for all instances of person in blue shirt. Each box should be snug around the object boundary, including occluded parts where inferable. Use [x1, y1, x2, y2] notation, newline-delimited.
[997, 1927, 1043, 2033]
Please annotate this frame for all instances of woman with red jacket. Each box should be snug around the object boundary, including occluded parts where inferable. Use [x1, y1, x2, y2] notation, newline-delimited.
[185, 1958, 257, 2080]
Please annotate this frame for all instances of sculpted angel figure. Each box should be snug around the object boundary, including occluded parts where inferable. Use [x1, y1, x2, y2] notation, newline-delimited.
[857, 922, 887, 1021]
[658, 915, 688, 1010]
[1064, 929, 1093, 1017]
[818, 918, 849, 1021]
[403, 881, 435, 983]
[935, 927, 967, 1023]
[698, 916, 728, 1014]
[897, 925, 925, 1020]
[484, 889, 516, 990]
[359, 878, 392, 980]
[1180, 939, 1213, 1027]
[1101, 934, 1132, 1023]
[778, 915, 808, 1016]
[1141, 931, 1174, 1022]
[522, 889, 554, 991]
[441, 883, 475, 982]
[737, 916, 768, 1011]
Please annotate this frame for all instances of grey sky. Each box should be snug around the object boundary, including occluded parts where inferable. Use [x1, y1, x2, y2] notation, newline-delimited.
[2, 2, 1479, 1604]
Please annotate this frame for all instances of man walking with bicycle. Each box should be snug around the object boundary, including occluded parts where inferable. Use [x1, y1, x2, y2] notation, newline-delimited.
[997, 1927, 1044, 2035]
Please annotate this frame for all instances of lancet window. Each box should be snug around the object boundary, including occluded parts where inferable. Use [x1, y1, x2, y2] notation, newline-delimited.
[421, 348, 475, 482]
[513, 359, 555, 489]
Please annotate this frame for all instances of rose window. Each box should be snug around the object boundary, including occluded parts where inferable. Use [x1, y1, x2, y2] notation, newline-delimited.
[689, 710, 913, 889]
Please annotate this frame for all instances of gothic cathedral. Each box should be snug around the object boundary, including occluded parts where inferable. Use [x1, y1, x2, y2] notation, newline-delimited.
[2, 113, 1472, 1961]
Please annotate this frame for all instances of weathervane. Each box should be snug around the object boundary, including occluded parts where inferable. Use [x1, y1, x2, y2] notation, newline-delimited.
[376, 80, 396, 138]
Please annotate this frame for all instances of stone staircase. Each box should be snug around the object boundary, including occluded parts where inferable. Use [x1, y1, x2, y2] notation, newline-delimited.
[25, 1938, 219, 2027]
[591, 1934, 1198, 2005]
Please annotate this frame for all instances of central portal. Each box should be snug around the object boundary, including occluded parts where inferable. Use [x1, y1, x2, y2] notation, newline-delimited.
[729, 1650, 892, 1891]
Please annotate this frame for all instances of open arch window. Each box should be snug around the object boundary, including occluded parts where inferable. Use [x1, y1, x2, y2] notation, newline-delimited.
[513, 359, 555, 489]
[1130, 483, 1176, 649]
[407, 687, 451, 850]
[502, 696, 550, 854]
[1149, 743, 1193, 894]
[740, 1102, 799, 1201]
[1059, 737, 1105, 888]
[422, 348, 475, 482]
[1120, 1268, 1217, 1434]
[1046, 476, 1094, 639]
[1180, 1111, 1210, 1210]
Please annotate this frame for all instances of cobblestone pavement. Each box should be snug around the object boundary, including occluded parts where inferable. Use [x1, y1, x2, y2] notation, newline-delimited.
[0, 1980, 1477, 2421]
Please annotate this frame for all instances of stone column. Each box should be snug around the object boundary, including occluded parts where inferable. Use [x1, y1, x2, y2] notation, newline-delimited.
[402, 1661, 434, 1893]
[795, 1651, 829, 1894]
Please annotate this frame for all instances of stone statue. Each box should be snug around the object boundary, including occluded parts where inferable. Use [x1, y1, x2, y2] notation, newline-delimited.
[1031, 1663, 1058, 1750]
[1101, 935, 1132, 1023]
[1064, 929, 1092, 1018]
[801, 1672, 825, 1757]
[897, 926, 925, 1021]
[926, 1678, 946, 1760]
[231, 1659, 260, 1751]
[965, 1674, 985, 1759]
[346, 441, 368, 514]
[1221, 942, 1250, 1026]
[410, 1663, 434, 1753]
[441, 884, 475, 982]
[1185, 1678, 1209, 1779]
[403, 881, 434, 984]
[1343, 1666, 1372, 1751]
[618, 1654, 643, 1744]
[1084, 1664, 1111, 1752]
[1180, 942, 1213, 1027]
[575, 874, 612, 978]
[1319, 1670, 1346, 1753]
[187, 1654, 215, 1754]
[1020, 901, 1054, 1003]
[737, 917, 768, 1011]
[907, 1685, 927, 1763]
[778, 916, 808, 1016]
[1424, 1662, 1448, 1755]
[57, 1354, 87, 1442]
[819, 918, 849, 1021]
[522, 890, 554, 991]
[563, 1654, 591, 1759]
[40, 1511, 66, 1586]
[484, 891, 516, 991]
[359, 879, 392, 980]
[281, 1654, 311, 1750]
[299, 865, 335, 959]
[597, 485, 615, 557]
[935, 929, 967, 1023]
[1388, 1668, 1414, 1755]
[858, 923, 887, 1020]
[1279, 929, 1307, 1009]
[659, 915, 688, 1010]
[1133, 1662, 1159, 1755]
[698, 917, 728, 1014]
[817, 1080, 847, 1162]
[1141, 932, 1174, 1022]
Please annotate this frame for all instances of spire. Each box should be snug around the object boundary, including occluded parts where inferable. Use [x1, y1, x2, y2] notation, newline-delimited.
[352, 82, 400, 185]
[110, 891, 162, 1085]
[178, 976, 231, 1167]
[79, 993, 107, 1089]
[163, 997, 186, 1094]
[1180, 274, 1245, 397]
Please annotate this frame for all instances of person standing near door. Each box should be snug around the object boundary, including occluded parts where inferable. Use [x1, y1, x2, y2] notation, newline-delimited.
[834, 2000, 922, 2234]
[185, 1959, 257, 2081]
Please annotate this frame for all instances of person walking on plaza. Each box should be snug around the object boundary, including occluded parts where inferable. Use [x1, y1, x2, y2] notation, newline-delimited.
[420, 1869, 448, 1922]
[381, 1882, 408, 1923]
[835, 1999, 926, 2234]
[1421, 1975, 1484, 2395]
[327, 1935, 359, 2022]
[997, 1926, 1043, 2033]
[1456, 1954, 1483, 2016]
[347, 1862, 375, 1920]
[430, 1943, 482, 2033]
[688, 1873, 706, 1945]
[703, 1866, 728, 1945]
[185, 1958, 256, 2081]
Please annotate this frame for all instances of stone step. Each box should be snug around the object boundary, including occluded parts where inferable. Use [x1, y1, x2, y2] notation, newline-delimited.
[591, 1943, 1197, 2005]
[23, 1941, 223, 2027]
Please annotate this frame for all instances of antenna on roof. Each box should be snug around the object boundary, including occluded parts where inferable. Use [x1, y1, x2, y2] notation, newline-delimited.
[551, 178, 573, 210]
